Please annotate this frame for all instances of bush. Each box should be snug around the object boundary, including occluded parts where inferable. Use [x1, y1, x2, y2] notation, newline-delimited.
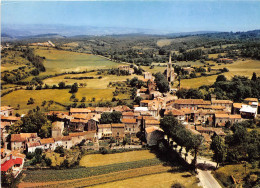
[26, 152, 35, 160]
[45, 158, 52, 166]
[54, 146, 65, 154]
[99, 147, 108, 154]
[171, 183, 186, 188]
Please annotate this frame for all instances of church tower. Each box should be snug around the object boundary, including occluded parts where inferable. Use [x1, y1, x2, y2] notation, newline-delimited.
[166, 53, 175, 82]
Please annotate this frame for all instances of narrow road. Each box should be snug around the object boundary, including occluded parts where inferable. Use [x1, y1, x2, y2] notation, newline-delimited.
[197, 170, 222, 188]
[175, 144, 222, 188]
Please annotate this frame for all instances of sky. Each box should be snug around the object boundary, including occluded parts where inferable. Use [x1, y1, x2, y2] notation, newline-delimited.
[2, 0, 260, 32]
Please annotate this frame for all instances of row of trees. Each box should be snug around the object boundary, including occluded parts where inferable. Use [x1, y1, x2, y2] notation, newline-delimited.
[160, 114, 204, 168]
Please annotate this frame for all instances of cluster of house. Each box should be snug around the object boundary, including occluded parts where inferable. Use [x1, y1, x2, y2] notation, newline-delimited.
[1, 57, 259, 177]
[118, 65, 134, 74]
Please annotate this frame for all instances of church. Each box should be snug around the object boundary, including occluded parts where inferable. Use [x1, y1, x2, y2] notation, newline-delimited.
[165, 54, 177, 82]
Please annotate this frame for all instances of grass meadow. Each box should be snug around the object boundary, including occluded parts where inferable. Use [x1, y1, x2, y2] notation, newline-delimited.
[79, 150, 156, 167]
[20, 150, 200, 188]
[33, 47, 124, 75]
[43, 71, 143, 89]
[1, 88, 128, 114]
[180, 59, 260, 88]
[92, 171, 200, 188]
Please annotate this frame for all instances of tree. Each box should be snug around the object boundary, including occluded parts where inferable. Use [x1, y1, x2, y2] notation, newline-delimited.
[210, 135, 227, 168]
[216, 75, 227, 82]
[154, 72, 170, 93]
[70, 83, 78, 93]
[81, 97, 86, 102]
[191, 134, 204, 169]
[251, 72, 257, 81]
[13, 111, 52, 138]
[58, 82, 66, 89]
[100, 111, 122, 124]
[27, 97, 35, 105]
[130, 77, 138, 87]
[160, 114, 179, 143]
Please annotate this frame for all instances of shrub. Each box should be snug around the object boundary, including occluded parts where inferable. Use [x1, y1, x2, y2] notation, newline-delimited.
[99, 147, 108, 154]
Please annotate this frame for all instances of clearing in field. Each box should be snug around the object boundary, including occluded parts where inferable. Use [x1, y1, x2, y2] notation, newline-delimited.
[80, 150, 156, 167]
[33, 47, 124, 75]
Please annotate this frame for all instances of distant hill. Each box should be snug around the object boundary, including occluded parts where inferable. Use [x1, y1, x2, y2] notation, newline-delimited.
[23, 33, 66, 39]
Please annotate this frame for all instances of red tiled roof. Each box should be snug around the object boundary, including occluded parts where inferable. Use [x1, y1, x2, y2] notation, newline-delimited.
[165, 108, 185, 116]
[212, 100, 233, 104]
[174, 99, 206, 105]
[70, 119, 88, 123]
[215, 114, 229, 118]
[122, 119, 137, 124]
[1, 116, 20, 121]
[70, 108, 91, 113]
[145, 120, 160, 125]
[1, 158, 23, 172]
[244, 98, 258, 102]
[40, 138, 55, 144]
[233, 103, 242, 109]
[27, 142, 40, 147]
[122, 112, 135, 116]
[11, 133, 38, 142]
[111, 124, 125, 128]
[98, 124, 111, 128]
[1, 159, 15, 171]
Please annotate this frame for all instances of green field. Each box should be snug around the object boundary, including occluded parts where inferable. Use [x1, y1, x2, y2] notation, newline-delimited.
[1, 88, 128, 114]
[80, 150, 156, 167]
[1, 50, 31, 72]
[93, 171, 200, 188]
[43, 71, 143, 89]
[33, 47, 124, 75]
[180, 59, 260, 88]
[20, 150, 200, 188]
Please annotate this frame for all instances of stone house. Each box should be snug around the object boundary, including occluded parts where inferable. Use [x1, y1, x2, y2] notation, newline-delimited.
[11, 133, 39, 151]
[164, 108, 185, 122]
[69, 108, 91, 115]
[145, 126, 164, 146]
[111, 124, 125, 138]
[211, 100, 233, 113]
[173, 99, 210, 111]
[97, 124, 112, 139]
[122, 119, 138, 135]
[52, 121, 64, 138]
[40, 138, 56, 151]
[0, 106, 14, 117]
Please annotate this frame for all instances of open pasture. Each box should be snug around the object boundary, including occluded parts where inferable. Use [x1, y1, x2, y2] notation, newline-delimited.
[33, 47, 123, 75]
[1, 88, 128, 114]
[180, 59, 260, 88]
[43, 71, 143, 89]
[93, 171, 200, 188]
[80, 150, 156, 167]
